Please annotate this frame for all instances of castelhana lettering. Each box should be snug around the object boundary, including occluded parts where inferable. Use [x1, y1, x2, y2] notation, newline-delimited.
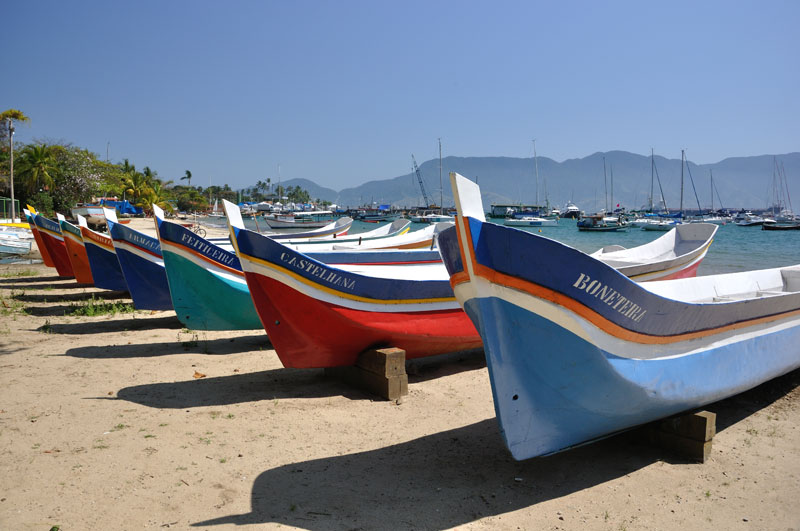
[572, 273, 647, 322]
[280, 252, 356, 291]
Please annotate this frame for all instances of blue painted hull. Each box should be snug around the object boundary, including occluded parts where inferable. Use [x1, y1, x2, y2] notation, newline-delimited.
[83, 240, 128, 292]
[439, 172, 800, 460]
[463, 295, 800, 459]
[108, 221, 172, 311]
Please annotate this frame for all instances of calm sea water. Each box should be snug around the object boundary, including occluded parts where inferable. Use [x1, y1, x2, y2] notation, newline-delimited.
[203, 216, 800, 276]
[489, 219, 800, 276]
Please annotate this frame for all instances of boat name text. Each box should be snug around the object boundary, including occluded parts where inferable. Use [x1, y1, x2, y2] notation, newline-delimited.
[572, 273, 647, 322]
[179, 233, 236, 266]
[124, 230, 160, 253]
[279, 252, 356, 291]
[81, 229, 112, 247]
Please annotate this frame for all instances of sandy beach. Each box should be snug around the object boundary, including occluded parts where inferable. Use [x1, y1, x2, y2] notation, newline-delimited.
[1, 223, 798, 530]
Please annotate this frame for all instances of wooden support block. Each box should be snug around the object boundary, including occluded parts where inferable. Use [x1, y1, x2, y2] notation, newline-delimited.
[324, 348, 408, 400]
[356, 348, 406, 377]
[655, 431, 713, 463]
[628, 410, 716, 463]
[659, 411, 716, 442]
[360, 371, 408, 400]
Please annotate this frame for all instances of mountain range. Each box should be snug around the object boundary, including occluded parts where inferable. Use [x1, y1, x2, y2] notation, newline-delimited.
[278, 151, 800, 213]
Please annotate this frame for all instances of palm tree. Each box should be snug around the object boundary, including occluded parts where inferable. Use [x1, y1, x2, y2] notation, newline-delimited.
[121, 169, 160, 210]
[142, 166, 156, 182]
[181, 170, 192, 188]
[1, 109, 29, 149]
[16, 144, 59, 194]
[1, 109, 30, 220]
[120, 158, 136, 175]
[148, 180, 173, 214]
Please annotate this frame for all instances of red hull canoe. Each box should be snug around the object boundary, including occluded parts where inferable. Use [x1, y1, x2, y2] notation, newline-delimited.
[244, 272, 482, 368]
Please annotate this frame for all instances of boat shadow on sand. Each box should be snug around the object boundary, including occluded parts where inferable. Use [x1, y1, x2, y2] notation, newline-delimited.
[40, 315, 185, 334]
[64, 331, 268, 358]
[112, 367, 347, 408]
[112, 348, 489, 410]
[0, 275, 74, 286]
[14, 289, 128, 304]
[190, 368, 799, 530]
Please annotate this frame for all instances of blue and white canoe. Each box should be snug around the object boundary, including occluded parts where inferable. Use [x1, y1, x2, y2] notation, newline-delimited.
[438, 172, 800, 460]
[78, 216, 129, 292]
[155, 204, 444, 331]
[154, 204, 263, 330]
[105, 208, 173, 311]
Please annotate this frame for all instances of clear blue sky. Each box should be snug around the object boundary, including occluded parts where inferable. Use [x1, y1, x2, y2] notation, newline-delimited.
[5, 0, 799, 191]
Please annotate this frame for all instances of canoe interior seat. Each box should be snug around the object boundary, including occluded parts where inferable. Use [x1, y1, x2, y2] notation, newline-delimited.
[781, 267, 800, 292]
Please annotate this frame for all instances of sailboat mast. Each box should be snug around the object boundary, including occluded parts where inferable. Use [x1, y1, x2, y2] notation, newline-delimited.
[680, 150, 685, 216]
[650, 148, 655, 211]
[438, 138, 443, 214]
[781, 161, 794, 215]
[533, 139, 540, 206]
[610, 165, 614, 213]
[710, 170, 714, 212]
[603, 156, 608, 212]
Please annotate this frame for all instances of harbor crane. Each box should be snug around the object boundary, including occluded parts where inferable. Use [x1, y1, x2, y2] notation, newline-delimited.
[412, 154, 433, 208]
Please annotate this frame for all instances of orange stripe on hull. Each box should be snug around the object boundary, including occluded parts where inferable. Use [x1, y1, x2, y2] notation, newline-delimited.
[63, 235, 94, 284]
[456, 217, 800, 346]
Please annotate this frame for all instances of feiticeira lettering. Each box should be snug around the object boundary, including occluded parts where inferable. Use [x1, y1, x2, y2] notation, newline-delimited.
[179, 233, 236, 266]
[572, 273, 647, 322]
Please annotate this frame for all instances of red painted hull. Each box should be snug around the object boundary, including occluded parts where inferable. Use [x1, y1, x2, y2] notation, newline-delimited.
[39, 233, 75, 278]
[29, 225, 56, 268]
[63, 235, 94, 284]
[245, 272, 482, 368]
[657, 259, 702, 280]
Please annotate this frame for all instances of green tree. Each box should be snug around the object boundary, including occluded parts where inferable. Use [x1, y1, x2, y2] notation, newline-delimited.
[121, 170, 151, 207]
[27, 190, 54, 217]
[49, 145, 109, 213]
[287, 185, 310, 204]
[181, 169, 192, 188]
[220, 184, 237, 202]
[0, 109, 29, 152]
[15, 144, 59, 194]
[147, 179, 174, 213]
[120, 158, 136, 176]
[175, 187, 207, 212]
